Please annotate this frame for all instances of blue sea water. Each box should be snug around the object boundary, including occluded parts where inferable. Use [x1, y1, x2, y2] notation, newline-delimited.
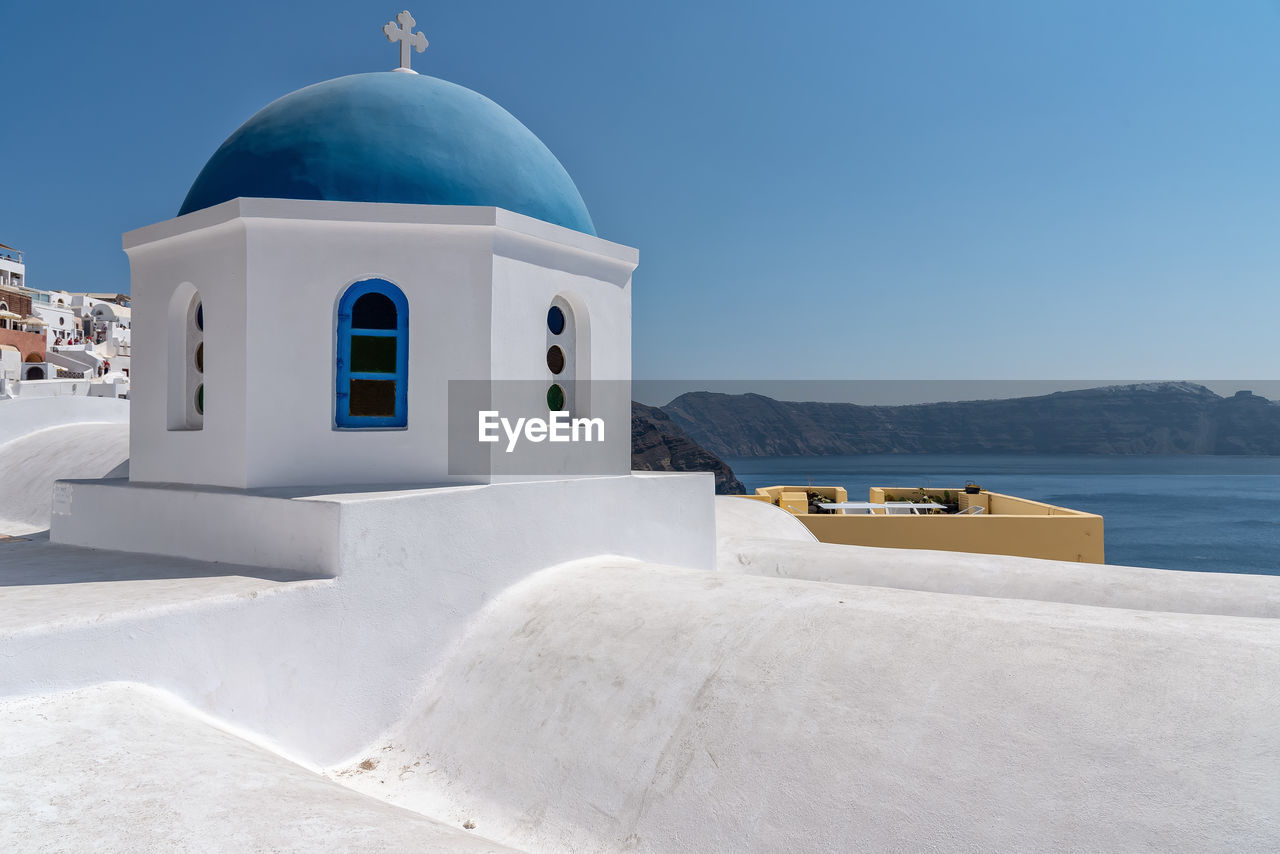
[724, 454, 1280, 576]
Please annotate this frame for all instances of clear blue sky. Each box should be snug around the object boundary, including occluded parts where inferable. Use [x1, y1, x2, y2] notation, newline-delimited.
[4, 1, 1280, 383]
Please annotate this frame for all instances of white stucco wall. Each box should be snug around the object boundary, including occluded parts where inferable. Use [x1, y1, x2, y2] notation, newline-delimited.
[330, 558, 1280, 853]
[714, 494, 817, 542]
[40, 471, 715, 762]
[0, 424, 128, 535]
[123, 199, 638, 490]
[0, 398, 127, 534]
[6, 376, 93, 397]
[0, 396, 129, 445]
[127, 215, 249, 486]
[488, 239, 632, 479]
[51, 477, 343, 573]
[0, 347, 18, 383]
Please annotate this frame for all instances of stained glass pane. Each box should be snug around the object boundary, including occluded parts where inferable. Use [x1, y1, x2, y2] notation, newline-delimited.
[352, 293, 397, 330]
[195, 303, 203, 331]
[547, 383, 565, 411]
[350, 379, 397, 416]
[546, 345, 565, 374]
[350, 335, 396, 373]
[195, 342, 204, 373]
[547, 305, 565, 335]
[195, 384, 204, 415]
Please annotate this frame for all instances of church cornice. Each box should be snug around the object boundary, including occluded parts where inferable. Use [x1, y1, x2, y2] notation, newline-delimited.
[125, 199, 637, 283]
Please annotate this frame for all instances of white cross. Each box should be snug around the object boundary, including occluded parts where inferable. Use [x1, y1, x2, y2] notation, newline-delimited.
[384, 10, 428, 73]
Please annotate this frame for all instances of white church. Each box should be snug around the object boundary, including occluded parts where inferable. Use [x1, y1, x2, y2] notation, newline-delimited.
[1, 12, 1279, 853]
[122, 10, 630, 490]
[52, 10, 655, 562]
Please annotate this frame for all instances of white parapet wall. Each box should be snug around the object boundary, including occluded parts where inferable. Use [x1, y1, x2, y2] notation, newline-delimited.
[51, 472, 714, 577]
[5, 377, 99, 398]
[51, 478, 344, 574]
[27, 471, 715, 763]
[0, 395, 129, 443]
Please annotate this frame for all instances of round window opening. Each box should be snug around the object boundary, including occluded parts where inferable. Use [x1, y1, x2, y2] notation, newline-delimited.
[547, 383, 565, 411]
[195, 303, 204, 331]
[546, 345, 565, 375]
[195, 385, 204, 415]
[547, 305, 565, 335]
[195, 342, 204, 373]
[58, 317, 64, 326]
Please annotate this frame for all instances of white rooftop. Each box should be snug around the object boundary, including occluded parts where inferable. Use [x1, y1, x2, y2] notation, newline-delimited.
[2, 396, 1278, 851]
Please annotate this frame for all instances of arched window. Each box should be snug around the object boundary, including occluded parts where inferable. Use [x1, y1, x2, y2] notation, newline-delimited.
[167, 284, 202, 431]
[546, 296, 583, 415]
[335, 279, 408, 429]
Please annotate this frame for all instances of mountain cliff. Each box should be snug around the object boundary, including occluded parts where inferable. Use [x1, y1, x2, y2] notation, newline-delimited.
[662, 383, 1280, 457]
[631, 401, 747, 494]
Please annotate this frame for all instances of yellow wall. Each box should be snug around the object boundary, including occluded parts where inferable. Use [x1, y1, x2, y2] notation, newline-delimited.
[796, 513, 1104, 563]
[779, 491, 808, 514]
[747, 485, 1104, 563]
[755, 486, 849, 505]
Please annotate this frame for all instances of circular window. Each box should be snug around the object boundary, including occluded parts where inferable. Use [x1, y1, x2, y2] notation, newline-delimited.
[195, 384, 204, 415]
[547, 383, 565, 411]
[547, 305, 565, 335]
[195, 303, 204, 331]
[195, 342, 204, 373]
[546, 345, 565, 375]
[58, 317, 64, 326]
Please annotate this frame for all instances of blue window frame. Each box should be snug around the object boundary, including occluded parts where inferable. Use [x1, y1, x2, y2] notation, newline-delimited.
[335, 278, 408, 428]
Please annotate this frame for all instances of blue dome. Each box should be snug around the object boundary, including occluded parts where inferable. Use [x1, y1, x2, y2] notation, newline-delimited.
[179, 72, 595, 235]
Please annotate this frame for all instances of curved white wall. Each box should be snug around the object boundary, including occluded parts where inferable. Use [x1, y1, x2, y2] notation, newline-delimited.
[337, 558, 1280, 853]
[0, 420, 128, 534]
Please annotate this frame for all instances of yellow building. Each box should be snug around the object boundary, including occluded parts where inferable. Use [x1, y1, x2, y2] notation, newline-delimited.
[746, 485, 1103, 563]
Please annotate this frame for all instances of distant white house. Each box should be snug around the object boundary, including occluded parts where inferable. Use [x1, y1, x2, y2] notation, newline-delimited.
[0, 242, 24, 291]
[88, 300, 131, 357]
[30, 299, 79, 346]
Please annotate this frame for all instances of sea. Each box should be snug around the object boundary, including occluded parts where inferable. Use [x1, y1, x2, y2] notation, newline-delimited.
[724, 454, 1280, 576]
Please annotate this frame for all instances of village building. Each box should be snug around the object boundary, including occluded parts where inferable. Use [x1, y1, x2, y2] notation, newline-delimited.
[0, 247, 131, 395]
